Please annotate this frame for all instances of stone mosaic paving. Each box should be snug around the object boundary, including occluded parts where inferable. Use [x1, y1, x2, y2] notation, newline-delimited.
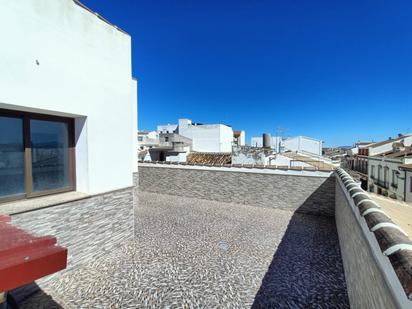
[17, 192, 349, 308]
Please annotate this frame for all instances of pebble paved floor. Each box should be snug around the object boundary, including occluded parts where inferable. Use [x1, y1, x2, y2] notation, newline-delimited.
[17, 192, 349, 308]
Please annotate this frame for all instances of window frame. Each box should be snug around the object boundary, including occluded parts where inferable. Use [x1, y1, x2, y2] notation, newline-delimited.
[0, 108, 76, 203]
[392, 170, 399, 188]
[384, 166, 389, 188]
[378, 165, 382, 181]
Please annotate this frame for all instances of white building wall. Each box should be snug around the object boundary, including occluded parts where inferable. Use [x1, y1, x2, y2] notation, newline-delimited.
[283, 137, 299, 152]
[251, 137, 263, 147]
[157, 124, 178, 134]
[368, 158, 412, 200]
[283, 136, 322, 156]
[165, 152, 188, 163]
[238, 131, 246, 146]
[179, 123, 232, 153]
[369, 143, 396, 156]
[232, 151, 312, 167]
[147, 131, 157, 139]
[369, 136, 412, 156]
[347, 147, 358, 156]
[270, 155, 312, 167]
[0, 0, 137, 194]
[132, 79, 138, 173]
[219, 125, 234, 152]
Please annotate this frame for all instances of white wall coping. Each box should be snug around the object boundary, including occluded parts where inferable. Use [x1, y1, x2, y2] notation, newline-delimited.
[139, 163, 333, 178]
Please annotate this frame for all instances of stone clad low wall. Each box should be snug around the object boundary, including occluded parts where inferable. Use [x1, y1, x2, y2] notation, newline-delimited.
[139, 164, 335, 216]
[11, 174, 137, 275]
[335, 168, 412, 309]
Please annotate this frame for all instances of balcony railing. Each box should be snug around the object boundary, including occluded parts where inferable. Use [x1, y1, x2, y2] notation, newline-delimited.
[376, 180, 389, 189]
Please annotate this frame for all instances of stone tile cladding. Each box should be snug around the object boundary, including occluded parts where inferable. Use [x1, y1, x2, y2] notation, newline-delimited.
[335, 168, 412, 308]
[11, 175, 137, 273]
[139, 165, 335, 217]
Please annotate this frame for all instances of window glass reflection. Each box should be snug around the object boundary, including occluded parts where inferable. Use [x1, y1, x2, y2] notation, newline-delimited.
[31, 119, 69, 192]
[0, 116, 25, 197]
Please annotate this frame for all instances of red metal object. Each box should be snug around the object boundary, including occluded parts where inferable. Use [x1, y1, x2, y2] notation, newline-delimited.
[0, 215, 67, 292]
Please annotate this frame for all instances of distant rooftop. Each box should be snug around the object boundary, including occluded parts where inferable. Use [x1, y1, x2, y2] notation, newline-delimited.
[400, 163, 412, 171]
[369, 134, 412, 148]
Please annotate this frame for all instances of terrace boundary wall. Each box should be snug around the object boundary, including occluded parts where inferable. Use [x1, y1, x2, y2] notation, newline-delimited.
[9, 173, 138, 283]
[335, 168, 412, 308]
[140, 163, 412, 308]
[139, 163, 335, 217]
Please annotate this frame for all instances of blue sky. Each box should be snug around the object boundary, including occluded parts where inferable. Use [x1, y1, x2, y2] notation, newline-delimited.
[81, 0, 412, 147]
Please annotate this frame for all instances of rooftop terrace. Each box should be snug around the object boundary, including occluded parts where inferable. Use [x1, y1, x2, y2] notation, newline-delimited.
[15, 191, 349, 308]
[8, 164, 412, 308]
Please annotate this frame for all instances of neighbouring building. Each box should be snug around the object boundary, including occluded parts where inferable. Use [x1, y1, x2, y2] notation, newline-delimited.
[251, 136, 263, 148]
[250, 134, 323, 156]
[147, 133, 192, 162]
[157, 124, 178, 134]
[347, 134, 412, 189]
[138, 131, 159, 161]
[346, 141, 373, 156]
[400, 164, 412, 203]
[0, 0, 137, 271]
[233, 130, 245, 146]
[138, 131, 158, 148]
[157, 118, 234, 153]
[232, 145, 336, 169]
[138, 130, 192, 162]
[368, 144, 412, 200]
[322, 146, 350, 163]
[283, 136, 323, 156]
[232, 145, 276, 165]
[369, 135, 412, 156]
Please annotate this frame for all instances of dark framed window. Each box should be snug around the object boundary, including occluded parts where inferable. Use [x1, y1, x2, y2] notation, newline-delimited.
[378, 165, 382, 181]
[392, 170, 399, 188]
[384, 167, 389, 187]
[0, 109, 75, 203]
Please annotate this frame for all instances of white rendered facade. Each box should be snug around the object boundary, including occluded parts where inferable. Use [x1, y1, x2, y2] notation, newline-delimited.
[368, 157, 412, 201]
[234, 131, 246, 146]
[0, 0, 137, 195]
[157, 118, 233, 153]
[251, 137, 263, 148]
[251, 135, 322, 156]
[239, 131, 246, 146]
[283, 136, 322, 156]
[368, 135, 412, 156]
[232, 152, 311, 167]
[157, 124, 178, 134]
[138, 131, 158, 147]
